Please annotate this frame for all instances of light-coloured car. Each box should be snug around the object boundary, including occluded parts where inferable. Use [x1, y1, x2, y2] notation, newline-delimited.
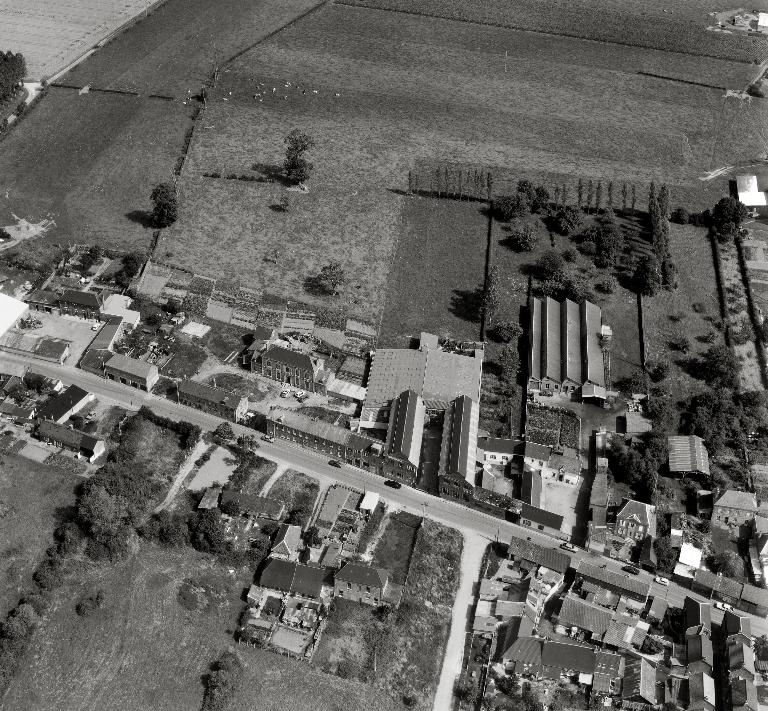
[714, 601, 733, 611]
[654, 576, 670, 586]
[560, 542, 578, 552]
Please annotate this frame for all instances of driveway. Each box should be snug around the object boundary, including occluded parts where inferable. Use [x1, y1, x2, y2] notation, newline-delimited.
[433, 532, 486, 711]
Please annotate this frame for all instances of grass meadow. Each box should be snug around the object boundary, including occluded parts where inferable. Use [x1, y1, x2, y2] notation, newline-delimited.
[164, 1, 756, 329]
[1, 544, 399, 711]
[0, 455, 77, 617]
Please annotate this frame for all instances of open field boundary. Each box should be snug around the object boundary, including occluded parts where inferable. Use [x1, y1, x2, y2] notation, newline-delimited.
[333, 0, 763, 64]
[636, 71, 727, 91]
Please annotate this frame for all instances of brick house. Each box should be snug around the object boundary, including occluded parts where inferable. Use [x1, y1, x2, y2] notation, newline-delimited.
[713, 490, 758, 526]
[334, 562, 388, 605]
[615, 499, 657, 541]
[177, 379, 247, 422]
[261, 345, 325, 393]
[59, 289, 103, 319]
[102, 353, 159, 391]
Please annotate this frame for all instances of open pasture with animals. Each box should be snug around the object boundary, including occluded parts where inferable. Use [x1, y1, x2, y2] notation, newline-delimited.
[162, 1, 754, 332]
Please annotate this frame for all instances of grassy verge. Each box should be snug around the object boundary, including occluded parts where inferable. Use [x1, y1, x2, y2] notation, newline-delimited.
[0, 456, 78, 617]
[315, 520, 463, 709]
[371, 511, 422, 585]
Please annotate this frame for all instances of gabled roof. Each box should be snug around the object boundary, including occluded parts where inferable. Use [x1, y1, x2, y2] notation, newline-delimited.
[688, 672, 716, 710]
[445, 394, 477, 477]
[262, 344, 314, 372]
[622, 657, 656, 703]
[728, 639, 756, 676]
[558, 594, 613, 636]
[524, 441, 551, 461]
[291, 563, 333, 598]
[693, 569, 743, 598]
[103, 353, 157, 379]
[520, 502, 563, 532]
[576, 560, 650, 600]
[507, 538, 571, 573]
[271, 524, 302, 556]
[686, 633, 713, 669]
[37, 419, 84, 449]
[668, 435, 710, 475]
[479, 437, 517, 455]
[36, 384, 90, 422]
[387, 389, 424, 466]
[259, 559, 296, 592]
[723, 610, 752, 639]
[541, 640, 595, 674]
[496, 615, 536, 662]
[336, 562, 387, 588]
[522, 468, 542, 507]
[503, 636, 543, 664]
[617, 499, 656, 532]
[684, 597, 712, 633]
[714, 490, 758, 512]
[60, 289, 102, 308]
[739, 583, 768, 607]
[731, 678, 759, 711]
[177, 378, 244, 410]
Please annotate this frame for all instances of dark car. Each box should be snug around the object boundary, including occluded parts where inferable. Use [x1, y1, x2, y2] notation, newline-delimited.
[621, 565, 640, 575]
[328, 460, 343, 468]
[384, 479, 402, 489]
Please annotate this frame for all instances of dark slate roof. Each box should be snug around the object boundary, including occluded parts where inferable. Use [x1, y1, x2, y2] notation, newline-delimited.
[60, 289, 102, 308]
[687, 633, 714, 668]
[291, 564, 333, 598]
[447, 394, 474, 476]
[37, 419, 83, 449]
[336, 562, 387, 588]
[503, 636, 543, 664]
[520, 502, 563, 531]
[259, 559, 296, 592]
[688, 672, 716, 710]
[25, 289, 59, 305]
[684, 597, 712, 633]
[36, 385, 90, 421]
[576, 560, 650, 600]
[263, 345, 314, 371]
[694, 569, 743, 599]
[740, 584, 768, 607]
[731, 678, 758, 711]
[541, 640, 595, 674]
[496, 615, 536, 662]
[522, 469, 542, 507]
[507, 538, 571, 573]
[723, 610, 752, 639]
[479, 437, 517, 455]
[728, 640, 756, 676]
[623, 657, 656, 703]
[558, 594, 613, 636]
[177, 379, 243, 410]
[524, 441, 551, 461]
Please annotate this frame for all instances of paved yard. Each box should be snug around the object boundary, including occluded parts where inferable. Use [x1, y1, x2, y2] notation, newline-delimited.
[21, 311, 101, 364]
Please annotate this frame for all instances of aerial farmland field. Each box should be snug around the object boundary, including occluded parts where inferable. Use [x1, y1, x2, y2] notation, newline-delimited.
[165, 1, 759, 331]
[0, 0, 158, 80]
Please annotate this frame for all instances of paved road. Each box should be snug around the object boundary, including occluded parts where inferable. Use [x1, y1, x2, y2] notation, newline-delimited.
[3, 355, 767, 636]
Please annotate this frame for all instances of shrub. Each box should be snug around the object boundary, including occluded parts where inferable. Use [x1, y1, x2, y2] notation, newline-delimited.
[552, 205, 584, 235]
[561, 248, 577, 262]
[202, 651, 245, 711]
[494, 193, 529, 221]
[670, 207, 689, 224]
[507, 223, 538, 251]
[33, 558, 64, 591]
[596, 275, 617, 294]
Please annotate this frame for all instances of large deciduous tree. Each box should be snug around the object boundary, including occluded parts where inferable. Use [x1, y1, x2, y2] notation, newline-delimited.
[283, 129, 315, 185]
[150, 182, 178, 228]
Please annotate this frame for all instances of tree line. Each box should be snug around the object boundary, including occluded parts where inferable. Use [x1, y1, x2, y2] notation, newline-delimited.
[0, 51, 25, 101]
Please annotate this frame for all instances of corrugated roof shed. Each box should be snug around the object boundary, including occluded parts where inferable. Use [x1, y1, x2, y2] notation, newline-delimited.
[668, 435, 710, 475]
[563, 299, 581, 383]
[581, 300, 605, 386]
[543, 297, 561, 381]
[529, 297, 542, 381]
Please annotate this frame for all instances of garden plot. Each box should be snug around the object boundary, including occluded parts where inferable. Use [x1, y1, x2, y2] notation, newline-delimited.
[187, 446, 236, 491]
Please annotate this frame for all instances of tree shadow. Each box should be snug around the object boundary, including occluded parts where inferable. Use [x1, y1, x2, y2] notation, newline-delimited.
[449, 286, 484, 323]
[251, 162, 290, 186]
[125, 210, 155, 228]
[268, 203, 288, 213]
[303, 274, 332, 297]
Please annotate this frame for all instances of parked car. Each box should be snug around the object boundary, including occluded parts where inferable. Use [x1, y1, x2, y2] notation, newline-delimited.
[328, 459, 343, 468]
[279, 390, 290, 398]
[621, 565, 640, 575]
[261, 435, 275, 443]
[654, 576, 670, 586]
[384, 479, 402, 489]
[91, 323, 100, 331]
[714, 601, 733, 611]
[560, 542, 578, 552]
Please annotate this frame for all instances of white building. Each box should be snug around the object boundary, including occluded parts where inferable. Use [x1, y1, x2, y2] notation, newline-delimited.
[0, 293, 29, 338]
[734, 174, 766, 207]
